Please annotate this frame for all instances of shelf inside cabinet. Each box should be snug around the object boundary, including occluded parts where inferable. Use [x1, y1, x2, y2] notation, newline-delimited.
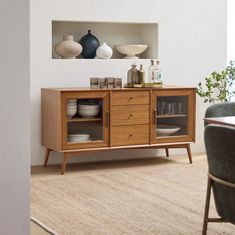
[67, 117, 102, 122]
[52, 21, 158, 59]
[156, 114, 187, 118]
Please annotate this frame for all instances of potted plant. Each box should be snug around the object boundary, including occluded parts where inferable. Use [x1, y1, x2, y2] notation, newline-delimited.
[196, 61, 235, 103]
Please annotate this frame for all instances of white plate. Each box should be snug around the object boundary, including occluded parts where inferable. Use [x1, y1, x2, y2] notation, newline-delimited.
[68, 139, 92, 143]
[156, 124, 181, 136]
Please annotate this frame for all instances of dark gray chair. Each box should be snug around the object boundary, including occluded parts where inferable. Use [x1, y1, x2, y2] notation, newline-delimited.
[203, 124, 235, 234]
[204, 102, 235, 126]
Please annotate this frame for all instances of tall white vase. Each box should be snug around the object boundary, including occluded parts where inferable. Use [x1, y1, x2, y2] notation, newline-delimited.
[96, 42, 113, 59]
[55, 35, 82, 59]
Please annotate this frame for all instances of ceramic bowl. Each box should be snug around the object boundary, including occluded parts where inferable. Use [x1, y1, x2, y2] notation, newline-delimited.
[78, 104, 99, 118]
[115, 44, 148, 59]
[67, 106, 77, 118]
[156, 124, 181, 136]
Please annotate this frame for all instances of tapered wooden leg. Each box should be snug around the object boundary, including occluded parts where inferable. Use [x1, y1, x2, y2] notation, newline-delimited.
[165, 148, 169, 157]
[202, 177, 212, 235]
[61, 153, 69, 175]
[44, 148, 51, 167]
[186, 144, 192, 164]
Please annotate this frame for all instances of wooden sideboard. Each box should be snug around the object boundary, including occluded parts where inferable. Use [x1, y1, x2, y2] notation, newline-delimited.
[41, 86, 196, 174]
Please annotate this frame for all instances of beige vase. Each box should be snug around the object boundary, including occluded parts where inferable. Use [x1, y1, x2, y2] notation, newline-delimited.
[55, 35, 82, 59]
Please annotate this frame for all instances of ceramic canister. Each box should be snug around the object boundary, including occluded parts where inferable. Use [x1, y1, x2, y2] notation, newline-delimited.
[55, 35, 82, 59]
[79, 30, 100, 59]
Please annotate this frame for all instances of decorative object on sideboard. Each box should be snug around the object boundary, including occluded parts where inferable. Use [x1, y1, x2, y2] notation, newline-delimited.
[55, 35, 83, 59]
[114, 78, 122, 88]
[139, 64, 145, 85]
[90, 77, 100, 88]
[79, 30, 100, 59]
[90, 77, 122, 89]
[115, 44, 148, 59]
[126, 64, 141, 87]
[96, 42, 113, 59]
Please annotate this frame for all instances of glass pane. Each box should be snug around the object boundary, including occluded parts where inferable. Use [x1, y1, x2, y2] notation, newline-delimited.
[66, 98, 104, 143]
[156, 96, 188, 137]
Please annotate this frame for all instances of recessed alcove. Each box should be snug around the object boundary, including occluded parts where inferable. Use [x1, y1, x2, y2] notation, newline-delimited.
[52, 21, 158, 59]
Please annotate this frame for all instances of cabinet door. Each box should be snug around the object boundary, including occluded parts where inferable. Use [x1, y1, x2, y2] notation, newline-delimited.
[61, 91, 109, 150]
[151, 89, 195, 144]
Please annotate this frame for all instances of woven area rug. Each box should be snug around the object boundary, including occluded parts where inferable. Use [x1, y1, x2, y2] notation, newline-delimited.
[31, 154, 235, 235]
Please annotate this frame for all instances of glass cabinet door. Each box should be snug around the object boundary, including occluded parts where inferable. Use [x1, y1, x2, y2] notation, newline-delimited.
[61, 91, 109, 149]
[152, 89, 195, 143]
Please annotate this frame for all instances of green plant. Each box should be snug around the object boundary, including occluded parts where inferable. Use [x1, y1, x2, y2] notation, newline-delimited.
[196, 61, 235, 103]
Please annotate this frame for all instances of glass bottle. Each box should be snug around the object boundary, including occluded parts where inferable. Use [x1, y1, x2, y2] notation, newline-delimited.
[155, 60, 163, 84]
[139, 64, 145, 85]
[148, 59, 157, 84]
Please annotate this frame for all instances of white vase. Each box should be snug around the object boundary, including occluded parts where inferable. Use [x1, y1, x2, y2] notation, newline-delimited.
[55, 35, 83, 59]
[96, 42, 113, 59]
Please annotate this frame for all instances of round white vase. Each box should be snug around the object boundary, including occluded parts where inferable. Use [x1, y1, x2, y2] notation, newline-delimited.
[96, 42, 113, 59]
[55, 35, 83, 59]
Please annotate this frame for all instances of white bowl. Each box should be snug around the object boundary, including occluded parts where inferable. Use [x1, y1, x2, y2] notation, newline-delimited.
[78, 104, 99, 118]
[156, 124, 181, 136]
[67, 107, 77, 118]
[67, 99, 77, 103]
[115, 44, 148, 59]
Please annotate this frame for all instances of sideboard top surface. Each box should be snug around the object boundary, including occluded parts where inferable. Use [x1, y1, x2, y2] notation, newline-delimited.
[42, 85, 196, 92]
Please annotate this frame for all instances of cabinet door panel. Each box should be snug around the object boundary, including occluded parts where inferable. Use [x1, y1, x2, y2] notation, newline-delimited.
[61, 91, 109, 149]
[151, 89, 196, 144]
[111, 105, 149, 126]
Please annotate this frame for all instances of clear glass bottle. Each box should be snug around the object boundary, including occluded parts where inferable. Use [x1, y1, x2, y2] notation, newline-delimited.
[155, 60, 163, 84]
[148, 59, 157, 84]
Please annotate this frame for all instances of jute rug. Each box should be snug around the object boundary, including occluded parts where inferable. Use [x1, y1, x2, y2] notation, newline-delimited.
[31, 154, 235, 235]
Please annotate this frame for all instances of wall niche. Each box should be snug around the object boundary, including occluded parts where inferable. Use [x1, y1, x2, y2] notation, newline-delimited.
[52, 20, 158, 60]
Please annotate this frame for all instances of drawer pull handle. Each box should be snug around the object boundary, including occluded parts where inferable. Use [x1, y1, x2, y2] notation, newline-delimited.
[129, 97, 133, 101]
[129, 134, 133, 137]
[129, 114, 133, 119]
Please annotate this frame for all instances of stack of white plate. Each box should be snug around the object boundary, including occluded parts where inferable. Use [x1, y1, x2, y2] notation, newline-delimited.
[68, 133, 91, 142]
[78, 104, 99, 118]
[67, 99, 77, 118]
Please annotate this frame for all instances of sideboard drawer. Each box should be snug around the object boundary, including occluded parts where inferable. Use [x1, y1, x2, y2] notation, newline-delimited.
[112, 91, 149, 105]
[112, 125, 149, 146]
[111, 105, 149, 126]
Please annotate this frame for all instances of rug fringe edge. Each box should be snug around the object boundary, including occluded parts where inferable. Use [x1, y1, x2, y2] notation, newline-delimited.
[31, 216, 60, 235]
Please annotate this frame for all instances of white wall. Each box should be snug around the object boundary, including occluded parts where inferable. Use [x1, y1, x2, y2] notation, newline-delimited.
[31, 0, 227, 165]
[0, 0, 30, 234]
[227, 0, 235, 62]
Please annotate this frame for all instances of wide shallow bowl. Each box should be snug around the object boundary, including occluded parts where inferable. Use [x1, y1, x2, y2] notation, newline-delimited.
[115, 44, 148, 59]
[156, 124, 181, 137]
[78, 104, 99, 118]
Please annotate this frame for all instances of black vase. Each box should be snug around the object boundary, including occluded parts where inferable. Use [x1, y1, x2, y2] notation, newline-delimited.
[79, 30, 100, 59]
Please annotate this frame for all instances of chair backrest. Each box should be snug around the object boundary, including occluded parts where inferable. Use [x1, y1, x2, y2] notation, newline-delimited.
[205, 101, 235, 119]
[204, 124, 235, 224]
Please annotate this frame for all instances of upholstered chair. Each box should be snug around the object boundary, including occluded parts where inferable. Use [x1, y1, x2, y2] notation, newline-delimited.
[204, 102, 235, 126]
[203, 124, 235, 234]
